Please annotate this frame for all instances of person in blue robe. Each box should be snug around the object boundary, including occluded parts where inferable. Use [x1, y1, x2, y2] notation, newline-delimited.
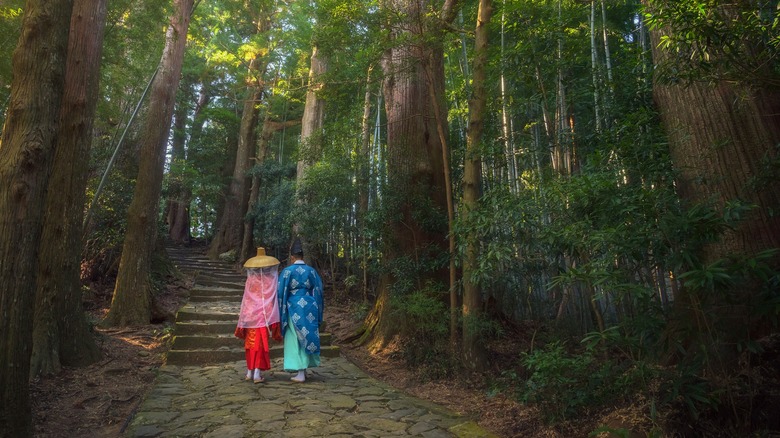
[277, 238, 324, 382]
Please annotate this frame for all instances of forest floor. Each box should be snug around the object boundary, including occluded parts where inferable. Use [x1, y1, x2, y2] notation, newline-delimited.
[29, 265, 650, 438]
[29, 273, 187, 438]
[322, 300, 582, 438]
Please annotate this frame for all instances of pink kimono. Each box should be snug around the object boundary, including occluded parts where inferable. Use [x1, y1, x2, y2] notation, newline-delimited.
[234, 266, 281, 372]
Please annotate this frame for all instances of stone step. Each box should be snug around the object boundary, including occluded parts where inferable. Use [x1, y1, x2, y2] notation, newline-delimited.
[175, 261, 238, 272]
[167, 253, 211, 259]
[189, 294, 242, 303]
[182, 264, 239, 273]
[176, 308, 239, 322]
[189, 286, 242, 296]
[175, 321, 237, 334]
[176, 305, 334, 328]
[176, 310, 238, 323]
[167, 256, 212, 263]
[165, 245, 338, 367]
[165, 344, 341, 366]
[181, 266, 243, 277]
[166, 253, 209, 262]
[191, 277, 245, 289]
[190, 286, 244, 303]
[193, 272, 247, 281]
[171, 334, 238, 350]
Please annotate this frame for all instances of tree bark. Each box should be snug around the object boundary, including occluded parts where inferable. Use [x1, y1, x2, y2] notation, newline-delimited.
[241, 118, 268, 265]
[369, 0, 455, 347]
[294, 44, 328, 264]
[165, 83, 193, 243]
[650, 28, 780, 268]
[296, 45, 327, 183]
[30, 0, 108, 378]
[240, 107, 277, 263]
[648, 11, 780, 366]
[655, 81, 780, 264]
[0, 1, 74, 435]
[103, 0, 194, 326]
[358, 66, 374, 302]
[462, 0, 492, 371]
[169, 85, 210, 242]
[423, 57, 457, 354]
[208, 84, 261, 260]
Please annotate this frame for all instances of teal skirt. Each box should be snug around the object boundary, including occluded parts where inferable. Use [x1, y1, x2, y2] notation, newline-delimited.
[283, 314, 321, 371]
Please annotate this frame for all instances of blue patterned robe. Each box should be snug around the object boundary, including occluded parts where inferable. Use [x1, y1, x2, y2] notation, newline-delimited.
[278, 260, 324, 357]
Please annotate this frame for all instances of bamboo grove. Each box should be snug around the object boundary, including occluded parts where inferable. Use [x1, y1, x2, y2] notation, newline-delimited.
[1, 0, 778, 436]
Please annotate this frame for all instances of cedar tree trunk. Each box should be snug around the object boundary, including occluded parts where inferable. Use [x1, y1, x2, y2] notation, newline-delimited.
[0, 1, 74, 435]
[103, 0, 194, 326]
[368, 0, 455, 347]
[165, 88, 192, 243]
[649, 15, 780, 367]
[30, 0, 107, 378]
[294, 44, 327, 264]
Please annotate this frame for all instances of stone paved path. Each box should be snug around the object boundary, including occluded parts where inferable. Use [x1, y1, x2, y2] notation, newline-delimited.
[124, 356, 495, 437]
[123, 246, 497, 437]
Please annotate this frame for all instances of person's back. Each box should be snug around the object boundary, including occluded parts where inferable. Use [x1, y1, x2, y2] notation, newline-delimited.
[278, 239, 324, 382]
[235, 248, 281, 383]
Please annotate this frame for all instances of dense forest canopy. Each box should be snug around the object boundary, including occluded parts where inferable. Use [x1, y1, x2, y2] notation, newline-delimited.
[1, 0, 778, 436]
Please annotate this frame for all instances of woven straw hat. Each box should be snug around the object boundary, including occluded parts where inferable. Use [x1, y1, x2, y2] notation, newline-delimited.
[243, 247, 280, 268]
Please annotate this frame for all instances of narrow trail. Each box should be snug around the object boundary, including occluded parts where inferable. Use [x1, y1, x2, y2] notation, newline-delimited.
[123, 245, 497, 437]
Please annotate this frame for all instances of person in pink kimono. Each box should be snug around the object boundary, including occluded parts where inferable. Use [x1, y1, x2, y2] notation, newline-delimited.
[234, 247, 282, 383]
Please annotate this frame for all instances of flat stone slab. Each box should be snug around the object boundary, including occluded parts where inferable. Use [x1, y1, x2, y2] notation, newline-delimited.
[124, 358, 494, 437]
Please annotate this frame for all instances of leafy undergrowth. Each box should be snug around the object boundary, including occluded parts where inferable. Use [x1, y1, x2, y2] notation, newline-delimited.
[32, 259, 771, 438]
[324, 299, 663, 438]
[329, 298, 780, 438]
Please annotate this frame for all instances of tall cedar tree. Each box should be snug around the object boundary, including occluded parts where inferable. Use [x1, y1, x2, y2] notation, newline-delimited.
[648, 2, 780, 368]
[0, 1, 75, 435]
[167, 84, 211, 242]
[165, 83, 194, 244]
[240, 112, 299, 261]
[208, 9, 272, 261]
[294, 44, 327, 263]
[241, 108, 271, 261]
[103, 0, 194, 326]
[357, 67, 374, 302]
[31, 0, 108, 378]
[361, 0, 459, 347]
